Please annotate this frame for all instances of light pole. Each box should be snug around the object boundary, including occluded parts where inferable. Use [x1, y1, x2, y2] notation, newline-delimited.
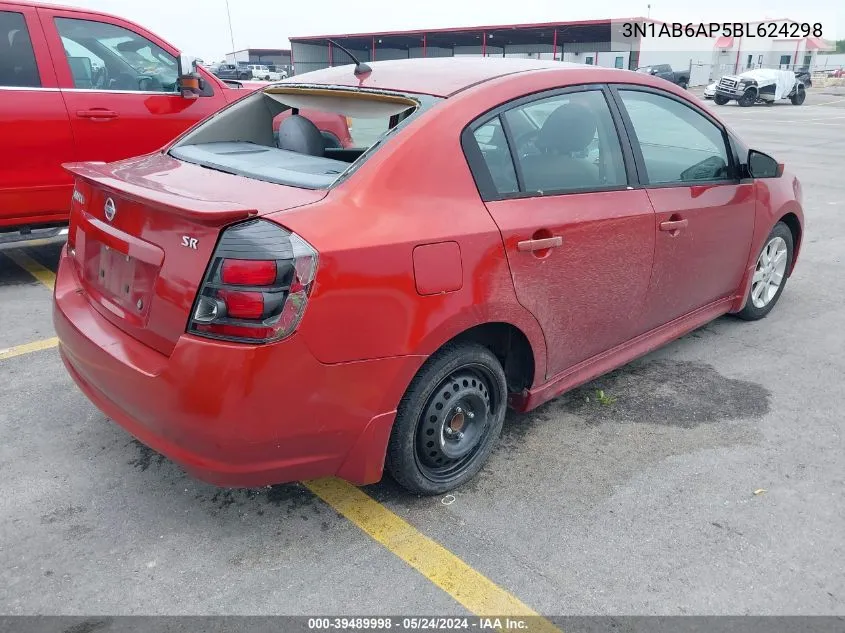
[647, 4, 651, 18]
[225, 0, 235, 54]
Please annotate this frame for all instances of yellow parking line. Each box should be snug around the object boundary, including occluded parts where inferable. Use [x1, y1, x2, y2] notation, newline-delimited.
[5, 249, 56, 290]
[305, 478, 560, 629]
[0, 337, 59, 361]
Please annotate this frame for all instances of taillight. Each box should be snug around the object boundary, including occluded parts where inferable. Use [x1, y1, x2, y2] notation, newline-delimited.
[188, 219, 317, 343]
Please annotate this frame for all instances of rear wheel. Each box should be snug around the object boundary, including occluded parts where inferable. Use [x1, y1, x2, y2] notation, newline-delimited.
[791, 85, 806, 105]
[738, 88, 757, 107]
[386, 342, 507, 495]
[736, 222, 793, 321]
[714, 94, 729, 105]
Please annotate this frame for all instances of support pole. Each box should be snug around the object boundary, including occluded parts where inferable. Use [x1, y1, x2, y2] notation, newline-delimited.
[423, 33, 427, 58]
[552, 29, 557, 61]
[482, 31, 487, 57]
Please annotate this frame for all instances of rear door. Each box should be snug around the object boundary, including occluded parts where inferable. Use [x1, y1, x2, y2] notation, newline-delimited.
[612, 86, 756, 329]
[38, 7, 226, 165]
[0, 4, 75, 228]
[463, 86, 656, 379]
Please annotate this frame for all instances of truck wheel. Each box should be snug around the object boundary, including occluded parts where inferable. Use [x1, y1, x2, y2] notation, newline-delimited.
[679, 79, 688, 90]
[713, 95, 729, 105]
[738, 89, 757, 107]
[385, 342, 507, 495]
[790, 85, 806, 105]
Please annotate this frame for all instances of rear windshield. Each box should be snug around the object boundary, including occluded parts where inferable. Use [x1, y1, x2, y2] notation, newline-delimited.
[169, 86, 440, 189]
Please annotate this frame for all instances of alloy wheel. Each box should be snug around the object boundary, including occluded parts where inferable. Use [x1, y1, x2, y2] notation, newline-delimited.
[751, 236, 788, 308]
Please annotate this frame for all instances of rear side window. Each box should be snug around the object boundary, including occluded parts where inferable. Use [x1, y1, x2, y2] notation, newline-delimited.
[55, 17, 178, 92]
[618, 89, 731, 184]
[0, 11, 40, 88]
[507, 90, 627, 195]
[464, 89, 628, 199]
[472, 117, 518, 195]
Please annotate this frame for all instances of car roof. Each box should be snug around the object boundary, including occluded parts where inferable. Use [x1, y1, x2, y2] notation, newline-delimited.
[282, 57, 635, 97]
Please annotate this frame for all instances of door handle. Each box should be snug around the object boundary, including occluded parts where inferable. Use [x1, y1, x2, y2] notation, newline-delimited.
[76, 109, 118, 119]
[517, 236, 563, 252]
[659, 219, 689, 232]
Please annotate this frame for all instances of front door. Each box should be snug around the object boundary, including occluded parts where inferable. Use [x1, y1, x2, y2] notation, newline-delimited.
[613, 87, 756, 330]
[40, 9, 224, 164]
[464, 87, 655, 379]
[0, 5, 76, 228]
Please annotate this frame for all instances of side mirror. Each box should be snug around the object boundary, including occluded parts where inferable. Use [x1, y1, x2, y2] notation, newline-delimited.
[177, 58, 204, 99]
[178, 73, 201, 99]
[747, 149, 783, 178]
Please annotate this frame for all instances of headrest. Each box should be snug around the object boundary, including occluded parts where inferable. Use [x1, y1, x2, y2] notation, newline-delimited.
[277, 114, 325, 157]
[536, 103, 597, 154]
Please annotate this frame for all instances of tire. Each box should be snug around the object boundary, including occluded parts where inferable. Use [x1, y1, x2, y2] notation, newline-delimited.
[714, 95, 729, 105]
[791, 85, 806, 105]
[679, 80, 688, 90]
[385, 342, 507, 495]
[738, 88, 757, 107]
[735, 222, 794, 321]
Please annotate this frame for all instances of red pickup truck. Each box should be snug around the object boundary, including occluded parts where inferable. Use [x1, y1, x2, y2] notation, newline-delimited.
[0, 1, 349, 235]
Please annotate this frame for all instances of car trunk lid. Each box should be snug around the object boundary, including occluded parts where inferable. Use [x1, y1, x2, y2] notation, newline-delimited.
[65, 154, 327, 356]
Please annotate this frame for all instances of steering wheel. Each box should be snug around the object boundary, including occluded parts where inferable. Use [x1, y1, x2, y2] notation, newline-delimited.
[92, 65, 109, 89]
[136, 74, 162, 92]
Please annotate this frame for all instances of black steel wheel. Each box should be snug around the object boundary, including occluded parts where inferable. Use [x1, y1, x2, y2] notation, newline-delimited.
[386, 342, 507, 495]
[714, 94, 729, 105]
[791, 85, 806, 105]
[738, 88, 757, 107]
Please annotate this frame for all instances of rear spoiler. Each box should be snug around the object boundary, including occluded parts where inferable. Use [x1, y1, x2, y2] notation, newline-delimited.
[64, 161, 257, 226]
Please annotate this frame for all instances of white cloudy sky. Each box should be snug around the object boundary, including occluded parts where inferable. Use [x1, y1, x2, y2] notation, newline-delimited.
[38, 0, 842, 62]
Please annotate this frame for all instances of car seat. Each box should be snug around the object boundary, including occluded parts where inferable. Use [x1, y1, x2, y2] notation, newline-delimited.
[520, 102, 600, 192]
[277, 114, 325, 157]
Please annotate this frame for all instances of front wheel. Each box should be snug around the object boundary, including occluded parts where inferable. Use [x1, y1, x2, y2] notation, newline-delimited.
[736, 222, 793, 321]
[714, 94, 730, 105]
[386, 342, 507, 495]
[738, 89, 757, 107]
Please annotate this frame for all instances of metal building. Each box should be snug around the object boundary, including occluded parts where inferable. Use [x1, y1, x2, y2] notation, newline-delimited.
[289, 19, 645, 77]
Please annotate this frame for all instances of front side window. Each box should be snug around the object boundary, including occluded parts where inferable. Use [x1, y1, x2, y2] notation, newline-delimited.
[618, 89, 731, 185]
[504, 90, 627, 195]
[55, 17, 177, 92]
[0, 11, 40, 88]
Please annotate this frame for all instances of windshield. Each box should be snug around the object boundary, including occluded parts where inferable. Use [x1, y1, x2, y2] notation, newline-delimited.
[169, 86, 441, 189]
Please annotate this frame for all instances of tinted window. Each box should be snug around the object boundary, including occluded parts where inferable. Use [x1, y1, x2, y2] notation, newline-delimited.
[55, 18, 178, 92]
[0, 11, 40, 88]
[471, 117, 518, 195]
[503, 90, 627, 194]
[619, 90, 730, 184]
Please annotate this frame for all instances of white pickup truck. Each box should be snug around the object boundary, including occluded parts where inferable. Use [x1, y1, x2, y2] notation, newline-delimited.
[713, 69, 808, 107]
[246, 64, 286, 81]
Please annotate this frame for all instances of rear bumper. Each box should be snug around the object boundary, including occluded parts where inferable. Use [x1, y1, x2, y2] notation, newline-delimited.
[53, 247, 421, 487]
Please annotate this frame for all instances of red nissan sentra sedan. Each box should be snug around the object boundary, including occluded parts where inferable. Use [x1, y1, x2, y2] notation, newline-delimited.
[53, 58, 804, 494]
